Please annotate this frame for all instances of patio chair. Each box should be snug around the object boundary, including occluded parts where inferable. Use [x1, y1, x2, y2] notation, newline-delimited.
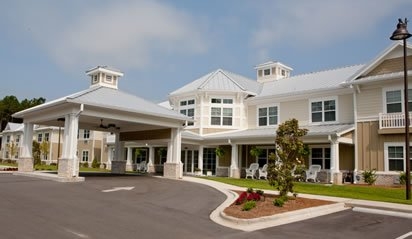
[258, 164, 268, 180]
[305, 164, 321, 182]
[245, 163, 259, 179]
[137, 160, 147, 173]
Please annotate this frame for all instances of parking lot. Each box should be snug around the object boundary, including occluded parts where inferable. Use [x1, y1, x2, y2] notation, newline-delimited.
[0, 173, 411, 239]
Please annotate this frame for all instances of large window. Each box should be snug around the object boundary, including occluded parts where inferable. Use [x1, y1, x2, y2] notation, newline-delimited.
[83, 130, 90, 139]
[311, 148, 330, 169]
[37, 134, 43, 142]
[258, 106, 278, 126]
[385, 89, 412, 113]
[385, 143, 412, 171]
[211, 98, 233, 126]
[203, 148, 217, 174]
[44, 133, 50, 142]
[256, 148, 276, 167]
[180, 99, 195, 126]
[82, 151, 89, 162]
[311, 98, 336, 123]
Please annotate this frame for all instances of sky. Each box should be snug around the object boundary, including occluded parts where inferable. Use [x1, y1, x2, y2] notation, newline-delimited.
[1, 0, 412, 103]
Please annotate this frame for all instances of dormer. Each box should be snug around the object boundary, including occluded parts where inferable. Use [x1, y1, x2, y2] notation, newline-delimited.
[86, 66, 124, 90]
[255, 61, 293, 83]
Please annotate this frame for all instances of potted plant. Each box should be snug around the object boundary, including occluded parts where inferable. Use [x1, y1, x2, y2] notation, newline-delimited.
[194, 167, 202, 176]
[215, 147, 225, 158]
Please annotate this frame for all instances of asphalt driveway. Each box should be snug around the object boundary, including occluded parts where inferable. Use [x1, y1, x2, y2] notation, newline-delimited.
[0, 173, 411, 239]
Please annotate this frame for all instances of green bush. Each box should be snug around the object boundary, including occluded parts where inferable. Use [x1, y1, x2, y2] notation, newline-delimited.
[362, 169, 377, 185]
[242, 200, 256, 211]
[91, 157, 100, 168]
[399, 171, 412, 185]
[246, 187, 254, 193]
[256, 189, 264, 196]
[273, 196, 288, 207]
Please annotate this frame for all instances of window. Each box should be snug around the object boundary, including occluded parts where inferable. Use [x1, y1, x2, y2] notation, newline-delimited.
[256, 148, 276, 167]
[311, 99, 336, 123]
[83, 130, 90, 139]
[203, 148, 217, 175]
[311, 148, 330, 169]
[44, 133, 50, 142]
[93, 75, 98, 83]
[263, 68, 270, 76]
[6, 135, 10, 143]
[211, 98, 233, 126]
[105, 75, 113, 82]
[82, 151, 89, 162]
[385, 89, 412, 113]
[179, 99, 195, 126]
[16, 135, 20, 143]
[385, 143, 412, 171]
[281, 69, 286, 76]
[258, 106, 278, 126]
[37, 134, 42, 142]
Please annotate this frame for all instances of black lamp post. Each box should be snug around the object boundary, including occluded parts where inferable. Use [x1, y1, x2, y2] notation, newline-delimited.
[390, 18, 412, 200]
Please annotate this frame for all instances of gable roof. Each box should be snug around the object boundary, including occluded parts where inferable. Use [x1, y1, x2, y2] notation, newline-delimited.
[13, 86, 190, 121]
[255, 64, 364, 99]
[344, 41, 412, 85]
[169, 69, 261, 96]
[2, 122, 24, 133]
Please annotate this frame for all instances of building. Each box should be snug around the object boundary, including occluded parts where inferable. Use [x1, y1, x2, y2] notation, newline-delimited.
[0, 122, 106, 166]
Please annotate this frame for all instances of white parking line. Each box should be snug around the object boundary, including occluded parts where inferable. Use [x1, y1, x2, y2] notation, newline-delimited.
[395, 231, 412, 239]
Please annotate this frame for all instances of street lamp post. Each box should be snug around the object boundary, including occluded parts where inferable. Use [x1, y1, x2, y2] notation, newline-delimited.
[390, 18, 412, 200]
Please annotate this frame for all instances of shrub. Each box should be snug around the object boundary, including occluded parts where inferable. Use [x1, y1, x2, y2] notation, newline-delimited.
[235, 192, 248, 205]
[91, 157, 100, 168]
[242, 201, 256, 211]
[247, 192, 261, 201]
[362, 169, 377, 185]
[399, 171, 412, 185]
[246, 187, 254, 193]
[256, 190, 264, 196]
[50, 163, 57, 166]
[273, 196, 288, 207]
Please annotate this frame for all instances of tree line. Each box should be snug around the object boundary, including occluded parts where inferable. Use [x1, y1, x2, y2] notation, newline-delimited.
[0, 95, 46, 131]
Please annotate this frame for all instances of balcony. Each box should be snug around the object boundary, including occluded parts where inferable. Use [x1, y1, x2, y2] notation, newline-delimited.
[379, 112, 412, 129]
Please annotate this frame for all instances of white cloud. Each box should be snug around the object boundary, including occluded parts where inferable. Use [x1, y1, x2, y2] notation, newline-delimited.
[251, 0, 412, 56]
[5, 0, 209, 71]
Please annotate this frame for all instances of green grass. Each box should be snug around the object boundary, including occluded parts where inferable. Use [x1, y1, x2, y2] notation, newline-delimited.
[202, 177, 412, 205]
[0, 163, 108, 172]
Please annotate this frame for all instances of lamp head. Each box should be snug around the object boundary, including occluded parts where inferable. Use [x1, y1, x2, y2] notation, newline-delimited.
[390, 18, 412, 41]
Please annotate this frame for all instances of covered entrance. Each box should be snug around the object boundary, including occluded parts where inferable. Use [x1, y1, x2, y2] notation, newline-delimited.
[12, 66, 191, 182]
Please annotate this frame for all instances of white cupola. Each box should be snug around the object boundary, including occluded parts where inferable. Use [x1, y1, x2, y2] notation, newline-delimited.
[255, 61, 293, 83]
[86, 66, 124, 90]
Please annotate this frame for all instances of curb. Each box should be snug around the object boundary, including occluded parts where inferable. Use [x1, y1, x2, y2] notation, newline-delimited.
[13, 172, 85, 182]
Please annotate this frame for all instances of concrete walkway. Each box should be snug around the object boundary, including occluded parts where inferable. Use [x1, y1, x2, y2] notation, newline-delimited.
[181, 176, 412, 232]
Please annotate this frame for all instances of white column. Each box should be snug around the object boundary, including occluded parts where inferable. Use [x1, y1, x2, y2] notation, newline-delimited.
[21, 122, 34, 158]
[198, 145, 204, 172]
[18, 122, 34, 172]
[126, 147, 133, 171]
[163, 127, 182, 179]
[171, 128, 182, 164]
[329, 134, 341, 184]
[230, 143, 240, 178]
[58, 113, 80, 178]
[147, 146, 155, 173]
[111, 132, 126, 174]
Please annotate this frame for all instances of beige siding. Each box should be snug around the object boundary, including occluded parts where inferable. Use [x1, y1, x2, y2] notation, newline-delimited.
[356, 121, 407, 171]
[217, 145, 231, 167]
[280, 99, 308, 125]
[356, 86, 382, 118]
[247, 105, 257, 128]
[366, 56, 412, 76]
[339, 94, 354, 123]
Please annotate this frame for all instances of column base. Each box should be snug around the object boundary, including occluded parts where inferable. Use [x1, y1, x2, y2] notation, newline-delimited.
[333, 172, 343, 185]
[147, 163, 155, 173]
[125, 163, 134, 172]
[163, 163, 183, 179]
[18, 157, 34, 172]
[230, 168, 241, 178]
[111, 161, 126, 174]
[58, 158, 79, 178]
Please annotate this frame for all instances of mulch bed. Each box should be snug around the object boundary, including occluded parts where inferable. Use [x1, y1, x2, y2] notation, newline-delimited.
[223, 191, 334, 219]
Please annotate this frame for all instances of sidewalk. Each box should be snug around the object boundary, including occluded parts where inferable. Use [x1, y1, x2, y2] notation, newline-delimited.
[181, 176, 412, 232]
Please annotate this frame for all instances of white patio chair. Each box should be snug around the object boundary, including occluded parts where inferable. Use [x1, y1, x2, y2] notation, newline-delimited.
[245, 163, 259, 179]
[258, 164, 268, 180]
[305, 164, 321, 182]
[137, 160, 147, 173]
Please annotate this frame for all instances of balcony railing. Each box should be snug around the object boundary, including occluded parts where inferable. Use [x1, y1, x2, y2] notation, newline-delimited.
[379, 112, 412, 129]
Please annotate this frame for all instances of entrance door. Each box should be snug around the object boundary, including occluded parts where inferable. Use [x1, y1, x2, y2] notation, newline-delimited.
[181, 149, 199, 173]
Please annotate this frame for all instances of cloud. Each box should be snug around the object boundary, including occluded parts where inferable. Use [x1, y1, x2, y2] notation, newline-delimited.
[4, 0, 209, 71]
[251, 0, 412, 56]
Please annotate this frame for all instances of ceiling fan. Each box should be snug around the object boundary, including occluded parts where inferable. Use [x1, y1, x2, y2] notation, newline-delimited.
[99, 119, 117, 129]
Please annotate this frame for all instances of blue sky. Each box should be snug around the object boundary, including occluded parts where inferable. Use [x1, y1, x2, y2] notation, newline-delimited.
[1, 0, 411, 103]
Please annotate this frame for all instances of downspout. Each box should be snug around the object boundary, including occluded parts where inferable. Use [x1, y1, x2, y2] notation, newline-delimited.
[353, 85, 359, 184]
[73, 104, 84, 177]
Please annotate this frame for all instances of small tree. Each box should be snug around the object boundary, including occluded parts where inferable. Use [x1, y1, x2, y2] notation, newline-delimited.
[32, 141, 41, 166]
[268, 119, 308, 198]
[6, 140, 18, 159]
[39, 141, 50, 161]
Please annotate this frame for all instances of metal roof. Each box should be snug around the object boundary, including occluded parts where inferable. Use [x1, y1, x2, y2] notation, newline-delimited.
[200, 123, 354, 140]
[14, 86, 190, 122]
[169, 69, 261, 96]
[255, 65, 364, 99]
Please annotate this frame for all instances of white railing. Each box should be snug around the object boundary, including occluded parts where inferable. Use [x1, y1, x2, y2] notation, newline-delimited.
[379, 112, 412, 129]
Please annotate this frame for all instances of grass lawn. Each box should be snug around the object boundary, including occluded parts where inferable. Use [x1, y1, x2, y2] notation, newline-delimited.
[0, 162, 109, 172]
[202, 177, 412, 205]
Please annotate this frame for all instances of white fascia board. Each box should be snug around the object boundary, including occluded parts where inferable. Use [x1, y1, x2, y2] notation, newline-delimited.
[86, 67, 124, 77]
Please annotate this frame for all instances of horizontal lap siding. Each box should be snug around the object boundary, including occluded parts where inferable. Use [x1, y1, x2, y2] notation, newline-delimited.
[339, 94, 354, 123]
[357, 87, 382, 119]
